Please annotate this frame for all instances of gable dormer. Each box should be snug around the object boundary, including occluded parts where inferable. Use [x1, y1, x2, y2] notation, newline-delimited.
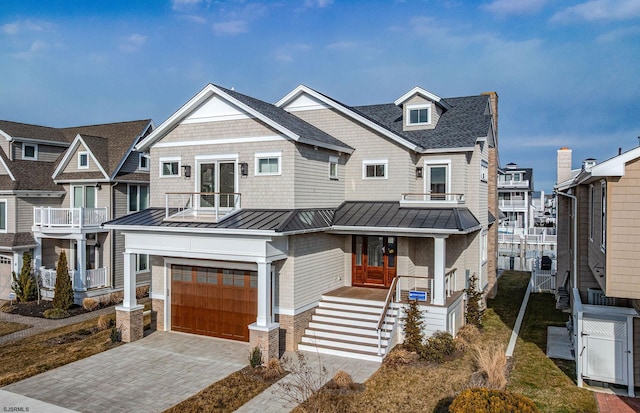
[394, 87, 451, 132]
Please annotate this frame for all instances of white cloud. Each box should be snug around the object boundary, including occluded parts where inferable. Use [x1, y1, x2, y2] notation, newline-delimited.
[119, 33, 148, 53]
[171, 0, 203, 11]
[1, 20, 50, 35]
[212, 20, 248, 35]
[482, 0, 549, 16]
[181, 14, 207, 24]
[305, 0, 334, 8]
[275, 43, 312, 62]
[15, 40, 47, 59]
[326, 41, 360, 51]
[551, 0, 640, 23]
[597, 26, 640, 42]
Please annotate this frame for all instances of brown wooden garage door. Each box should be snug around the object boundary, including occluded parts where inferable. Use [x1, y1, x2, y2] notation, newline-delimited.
[171, 264, 257, 341]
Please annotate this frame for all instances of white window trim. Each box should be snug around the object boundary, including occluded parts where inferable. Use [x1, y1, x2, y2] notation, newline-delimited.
[128, 184, 149, 213]
[139, 153, 150, 171]
[406, 103, 431, 126]
[22, 143, 38, 160]
[362, 159, 388, 180]
[0, 199, 6, 233]
[136, 254, 149, 273]
[71, 185, 97, 208]
[254, 151, 282, 176]
[480, 161, 488, 183]
[424, 159, 452, 195]
[589, 184, 594, 242]
[481, 230, 488, 263]
[159, 156, 181, 178]
[329, 156, 339, 180]
[601, 180, 606, 252]
[78, 151, 89, 169]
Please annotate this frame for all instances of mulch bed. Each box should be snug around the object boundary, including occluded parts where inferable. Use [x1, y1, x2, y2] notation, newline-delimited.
[3, 300, 91, 318]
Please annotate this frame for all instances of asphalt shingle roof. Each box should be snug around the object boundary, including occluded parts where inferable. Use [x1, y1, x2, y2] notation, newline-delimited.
[353, 95, 492, 150]
[0, 121, 69, 143]
[0, 232, 36, 248]
[217, 85, 353, 152]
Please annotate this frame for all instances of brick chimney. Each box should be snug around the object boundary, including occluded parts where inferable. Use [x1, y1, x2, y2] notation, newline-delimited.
[557, 147, 572, 185]
[482, 91, 499, 147]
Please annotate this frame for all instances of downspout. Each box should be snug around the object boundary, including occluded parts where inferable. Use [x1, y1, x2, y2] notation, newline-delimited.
[556, 191, 577, 289]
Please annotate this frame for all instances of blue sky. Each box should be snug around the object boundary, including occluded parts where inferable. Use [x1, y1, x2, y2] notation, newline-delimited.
[1, 0, 639, 192]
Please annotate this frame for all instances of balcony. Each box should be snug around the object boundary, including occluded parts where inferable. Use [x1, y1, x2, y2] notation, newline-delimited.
[400, 193, 465, 207]
[498, 199, 527, 209]
[165, 192, 241, 222]
[40, 266, 109, 291]
[34, 207, 108, 229]
[498, 179, 529, 189]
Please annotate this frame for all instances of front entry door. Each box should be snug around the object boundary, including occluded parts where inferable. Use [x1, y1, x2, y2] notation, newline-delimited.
[353, 236, 397, 288]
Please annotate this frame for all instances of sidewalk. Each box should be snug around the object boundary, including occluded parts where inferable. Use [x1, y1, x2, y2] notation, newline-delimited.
[0, 303, 115, 345]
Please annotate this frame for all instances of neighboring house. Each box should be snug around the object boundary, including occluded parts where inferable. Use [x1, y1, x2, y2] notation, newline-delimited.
[106, 83, 499, 361]
[0, 120, 153, 303]
[497, 163, 556, 271]
[556, 146, 640, 396]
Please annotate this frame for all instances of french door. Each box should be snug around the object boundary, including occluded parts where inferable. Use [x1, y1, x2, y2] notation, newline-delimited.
[198, 161, 236, 209]
[352, 236, 397, 288]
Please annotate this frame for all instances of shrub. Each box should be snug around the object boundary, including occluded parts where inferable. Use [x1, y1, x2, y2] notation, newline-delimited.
[262, 357, 285, 380]
[455, 324, 481, 352]
[43, 308, 70, 319]
[82, 297, 99, 311]
[249, 346, 263, 368]
[465, 273, 485, 327]
[97, 314, 111, 331]
[110, 325, 122, 343]
[52, 251, 74, 310]
[108, 291, 124, 305]
[332, 370, 354, 389]
[402, 299, 425, 353]
[11, 252, 37, 302]
[420, 331, 455, 363]
[383, 347, 415, 366]
[474, 343, 508, 389]
[449, 388, 539, 413]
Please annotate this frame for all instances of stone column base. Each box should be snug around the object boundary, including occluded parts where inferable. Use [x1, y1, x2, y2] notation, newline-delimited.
[249, 323, 280, 361]
[116, 305, 144, 342]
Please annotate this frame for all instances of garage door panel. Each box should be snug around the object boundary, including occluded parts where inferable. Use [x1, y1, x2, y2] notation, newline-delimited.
[171, 264, 257, 341]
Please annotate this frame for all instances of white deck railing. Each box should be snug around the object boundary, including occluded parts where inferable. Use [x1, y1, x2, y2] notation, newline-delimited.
[498, 179, 529, 188]
[400, 193, 465, 206]
[34, 207, 108, 228]
[165, 192, 241, 222]
[40, 267, 108, 290]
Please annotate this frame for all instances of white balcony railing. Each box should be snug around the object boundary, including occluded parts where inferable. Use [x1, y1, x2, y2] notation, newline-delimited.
[34, 207, 108, 229]
[165, 192, 241, 222]
[498, 199, 527, 208]
[400, 193, 465, 206]
[40, 267, 108, 290]
[498, 179, 529, 188]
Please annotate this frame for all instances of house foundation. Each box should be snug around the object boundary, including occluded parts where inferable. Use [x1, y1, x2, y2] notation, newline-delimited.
[249, 323, 280, 361]
[278, 307, 315, 351]
[151, 298, 165, 331]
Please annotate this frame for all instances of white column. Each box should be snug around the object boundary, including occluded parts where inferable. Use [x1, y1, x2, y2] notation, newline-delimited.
[34, 237, 42, 270]
[77, 238, 87, 291]
[256, 260, 272, 327]
[13, 251, 22, 275]
[433, 236, 447, 306]
[122, 252, 138, 309]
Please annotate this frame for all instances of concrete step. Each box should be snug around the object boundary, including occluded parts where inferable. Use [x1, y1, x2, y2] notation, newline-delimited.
[318, 300, 385, 314]
[297, 343, 384, 363]
[320, 294, 386, 308]
[307, 321, 392, 337]
[304, 328, 389, 346]
[300, 335, 385, 353]
[315, 308, 384, 321]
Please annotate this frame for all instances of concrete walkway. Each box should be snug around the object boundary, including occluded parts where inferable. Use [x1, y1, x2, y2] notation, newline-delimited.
[0, 303, 116, 345]
[237, 351, 380, 413]
[3, 332, 250, 413]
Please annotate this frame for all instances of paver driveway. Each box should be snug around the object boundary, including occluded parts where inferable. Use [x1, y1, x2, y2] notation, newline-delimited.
[2, 331, 249, 413]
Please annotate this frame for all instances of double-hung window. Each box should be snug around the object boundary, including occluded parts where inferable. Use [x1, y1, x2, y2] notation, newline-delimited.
[22, 143, 37, 160]
[78, 152, 89, 169]
[362, 159, 388, 179]
[139, 153, 150, 171]
[0, 200, 6, 232]
[160, 157, 180, 177]
[329, 156, 339, 180]
[128, 184, 149, 213]
[255, 152, 281, 176]
[425, 160, 450, 201]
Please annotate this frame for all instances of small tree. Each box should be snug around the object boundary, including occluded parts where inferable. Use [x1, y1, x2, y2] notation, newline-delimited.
[402, 299, 425, 353]
[11, 252, 37, 302]
[465, 273, 485, 327]
[52, 250, 74, 310]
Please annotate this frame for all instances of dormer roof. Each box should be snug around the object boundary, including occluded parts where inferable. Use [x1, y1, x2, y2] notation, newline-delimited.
[393, 86, 452, 111]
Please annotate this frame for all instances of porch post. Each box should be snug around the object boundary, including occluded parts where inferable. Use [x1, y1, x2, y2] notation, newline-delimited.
[77, 237, 87, 291]
[116, 251, 144, 342]
[256, 260, 272, 327]
[249, 259, 280, 361]
[34, 237, 42, 270]
[433, 235, 447, 306]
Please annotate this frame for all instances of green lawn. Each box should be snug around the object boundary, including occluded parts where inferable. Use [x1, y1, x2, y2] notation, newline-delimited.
[490, 271, 597, 413]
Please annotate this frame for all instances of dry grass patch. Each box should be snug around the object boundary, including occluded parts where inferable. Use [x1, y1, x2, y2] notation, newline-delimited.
[0, 321, 31, 337]
[473, 343, 508, 389]
[0, 312, 119, 386]
[164, 366, 287, 413]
